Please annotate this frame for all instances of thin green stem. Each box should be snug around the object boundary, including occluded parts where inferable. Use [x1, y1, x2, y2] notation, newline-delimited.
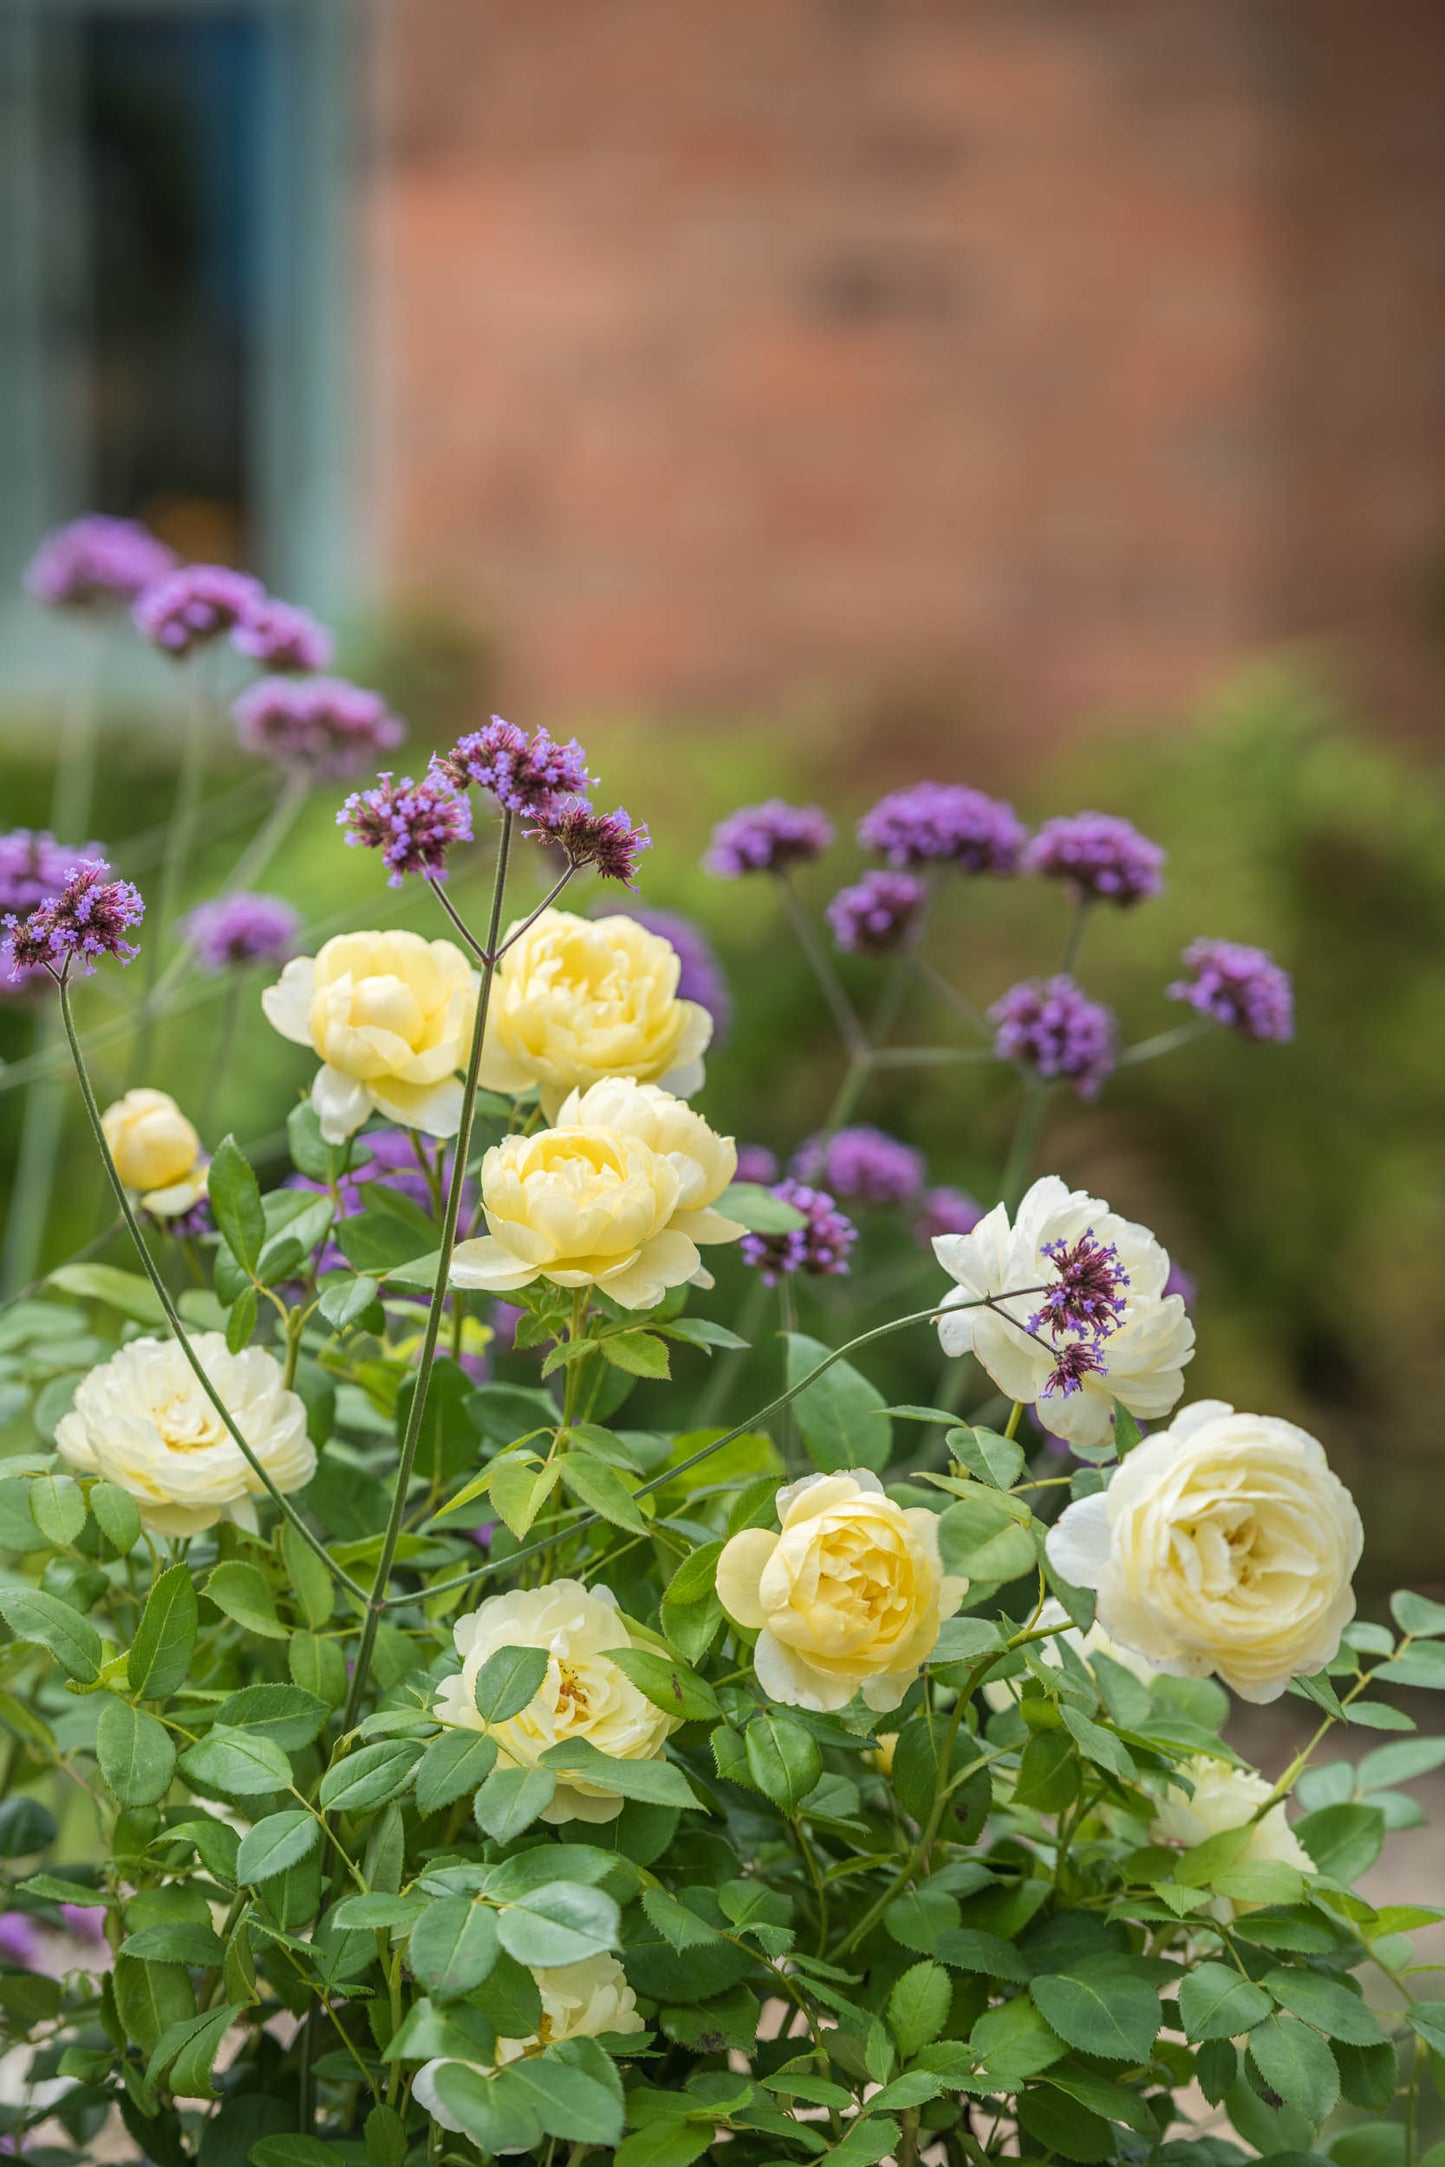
[1116, 1017, 1214, 1067]
[777, 872, 867, 1060]
[341, 813, 514, 1731]
[1060, 897, 1091, 977]
[494, 864, 577, 957]
[144, 770, 311, 1021]
[999, 1073, 1049, 1210]
[55, 973, 368, 1603]
[137, 655, 212, 1066]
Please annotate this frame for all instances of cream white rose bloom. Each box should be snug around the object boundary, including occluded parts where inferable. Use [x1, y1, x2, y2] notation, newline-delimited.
[1152, 1755, 1310, 1920]
[1046, 1400, 1363, 1703]
[433, 1581, 673, 1823]
[982, 1596, 1158, 1713]
[101, 1089, 206, 1215]
[55, 1334, 314, 1537]
[933, 1174, 1194, 1451]
[449, 1081, 744, 1309]
[413, 1952, 644, 2131]
[717, 1471, 967, 1713]
[478, 909, 712, 1115]
[262, 929, 476, 1144]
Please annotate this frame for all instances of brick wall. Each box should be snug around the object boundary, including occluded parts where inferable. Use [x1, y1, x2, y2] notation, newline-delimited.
[364, 0, 1445, 738]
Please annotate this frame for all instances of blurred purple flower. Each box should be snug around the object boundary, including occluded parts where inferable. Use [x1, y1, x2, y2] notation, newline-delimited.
[740, 1180, 857, 1285]
[59, 1902, 108, 1948]
[0, 1913, 40, 1968]
[339, 772, 473, 887]
[858, 783, 1025, 874]
[914, 1186, 983, 1247]
[1168, 939, 1294, 1044]
[233, 677, 405, 779]
[791, 1126, 925, 1207]
[232, 597, 333, 674]
[134, 565, 265, 657]
[293, 1126, 470, 1277]
[989, 975, 1116, 1097]
[734, 1144, 778, 1186]
[1024, 811, 1165, 906]
[184, 892, 300, 973]
[1163, 1260, 1197, 1309]
[25, 516, 176, 611]
[827, 868, 925, 955]
[705, 800, 833, 878]
[626, 907, 732, 1045]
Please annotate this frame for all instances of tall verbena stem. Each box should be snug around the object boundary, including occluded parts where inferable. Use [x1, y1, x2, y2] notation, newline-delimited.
[55, 970, 368, 1603]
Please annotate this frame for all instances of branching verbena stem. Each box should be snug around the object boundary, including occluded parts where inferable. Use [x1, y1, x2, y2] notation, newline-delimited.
[341, 812, 514, 1730]
[777, 871, 867, 1060]
[55, 973, 369, 1604]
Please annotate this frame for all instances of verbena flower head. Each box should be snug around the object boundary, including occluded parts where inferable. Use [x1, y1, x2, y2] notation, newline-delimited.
[3, 860, 143, 982]
[858, 782, 1025, 873]
[25, 515, 176, 610]
[233, 677, 405, 778]
[231, 597, 333, 673]
[989, 975, 1116, 1097]
[438, 717, 594, 818]
[183, 892, 300, 973]
[791, 1125, 925, 1207]
[1169, 938, 1294, 1043]
[914, 1185, 983, 1246]
[1024, 811, 1165, 906]
[827, 868, 925, 955]
[740, 1179, 857, 1284]
[1030, 1228, 1130, 1342]
[532, 800, 651, 887]
[133, 564, 265, 657]
[627, 907, 731, 1044]
[734, 1143, 779, 1186]
[1043, 1337, 1110, 1398]
[705, 800, 833, 878]
[340, 772, 473, 888]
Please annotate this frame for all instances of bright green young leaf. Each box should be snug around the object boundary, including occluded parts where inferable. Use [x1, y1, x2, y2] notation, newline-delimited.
[600, 1332, 670, 1380]
[948, 1426, 1025, 1490]
[0, 1586, 102, 1684]
[179, 1724, 292, 1798]
[29, 1472, 86, 1549]
[886, 1961, 950, 2059]
[540, 1738, 701, 1810]
[507, 2035, 626, 2147]
[937, 1488, 1035, 1585]
[1391, 1590, 1445, 1638]
[784, 1333, 891, 1475]
[720, 1184, 807, 1234]
[318, 1740, 421, 1814]
[95, 1698, 176, 1807]
[608, 1645, 721, 1724]
[744, 1713, 822, 1812]
[213, 1684, 329, 1752]
[1295, 1801, 1386, 1882]
[89, 1482, 142, 1555]
[558, 1453, 649, 1532]
[208, 1136, 265, 1272]
[281, 1522, 333, 1631]
[50, 1262, 166, 1327]
[205, 1560, 287, 1642]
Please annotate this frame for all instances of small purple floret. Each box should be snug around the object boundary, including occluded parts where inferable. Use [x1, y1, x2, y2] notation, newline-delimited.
[791, 1126, 925, 1208]
[913, 1186, 983, 1246]
[133, 564, 265, 657]
[340, 772, 473, 887]
[25, 515, 176, 610]
[231, 597, 333, 673]
[627, 907, 732, 1043]
[532, 799, 651, 887]
[184, 892, 300, 973]
[989, 975, 1116, 1097]
[1168, 939, 1294, 1044]
[827, 869, 925, 955]
[857, 782, 1025, 874]
[1030, 1228, 1129, 1342]
[740, 1179, 857, 1285]
[1024, 811, 1165, 906]
[1042, 1338, 1110, 1399]
[705, 800, 833, 878]
[233, 677, 406, 778]
[3, 860, 143, 982]
[439, 718, 594, 819]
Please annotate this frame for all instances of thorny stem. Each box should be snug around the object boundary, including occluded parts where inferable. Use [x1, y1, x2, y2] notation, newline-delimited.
[56, 973, 368, 1604]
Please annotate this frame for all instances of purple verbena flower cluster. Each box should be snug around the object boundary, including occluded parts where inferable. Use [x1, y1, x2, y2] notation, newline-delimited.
[532, 801, 651, 887]
[740, 1179, 857, 1285]
[133, 565, 265, 657]
[1169, 939, 1294, 1043]
[438, 719, 594, 819]
[857, 782, 1025, 873]
[183, 892, 300, 973]
[1024, 811, 1165, 906]
[627, 908, 732, 1043]
[0, 830, 94, 916]
[1030, 1228, 1130, 1342]
[913, 1186, 983, 1246]
[339, 773, 473, 887]
[25, 516, 176, 610]
[233, 677, 405, 779]
[705, 800, 834, 878]
[791, 1125, 925, 1207]
[989, 975, 1116, 1097]
[1042, 1338, 1110, 1399]
[827, 868, 925, 955]
[2, 860, 143, 982]
[230, 598, 333, 674]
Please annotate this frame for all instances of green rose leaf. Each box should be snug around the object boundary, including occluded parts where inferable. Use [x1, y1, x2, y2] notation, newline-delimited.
[208, 1136, 265, 1273]
[474, 1766, 557, 1843]
[1030, 1961, 1162, 2064]
[540, 1737, 702, 1810]
[179, 1724, 292, 1798]
[744, 1713, 823, 1813]
[409, 1897, 501, 2000]
[472, 1643, 550, 1725]
[95, 1697, 176, 1807]
[236, 1810, 320, 1885]
[497, 1880, 620, 1968]
[415, 1728, 499, 1817]
[128, 1564, 198, 1700]
[205, 1560, 287, 1642]
[1247, 2011, 1341, 2128]
[784, 1333, 892, 1475]
[1178, 1961, 1273, 2042]
[0, 1586, 103, 1684]
[318, 1740, 422, 1814]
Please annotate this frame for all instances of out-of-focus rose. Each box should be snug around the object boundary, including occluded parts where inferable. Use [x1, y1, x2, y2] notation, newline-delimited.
[868, 1732, 899, 1776]
[1152, 1755, 1310, 1919]
[449, 1083, 743, 1310]
[982, 1597, 1158, 1713]
[262, 930, 476, 1143]
[717, 1471, 967, 1713]
[55, 1335, 314, 1537]
[413, 1952, 644, 2131]
[1046, 1400, 1362, 1703]
[101, 1089, 204, 1212]
[433, 1581, 673, 1823]
[478, 909, 712, 1115]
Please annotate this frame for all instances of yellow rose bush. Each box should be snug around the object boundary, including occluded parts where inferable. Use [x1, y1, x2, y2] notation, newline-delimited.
[2, 638, 1436, 2166]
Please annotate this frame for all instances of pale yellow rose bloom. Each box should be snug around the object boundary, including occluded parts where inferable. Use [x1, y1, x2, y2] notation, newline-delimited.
[982, 1596, 1158, 1713]
[262, 929, 477, 1144]
[413, 1953, 644, 2129]
[868, 1732, 899, 1776]
[1047, 1400, 1363, 1704]
[449, 1081, 744, 1309]
[55, 1333, 314, 1537]
[478, 909, 712, 1115]
[1152, 1755, 1310, 1920]
[717, 1470, 968, 1713]
[101, 1089, 205, 1214]
[433, 1581, 673, 1824]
